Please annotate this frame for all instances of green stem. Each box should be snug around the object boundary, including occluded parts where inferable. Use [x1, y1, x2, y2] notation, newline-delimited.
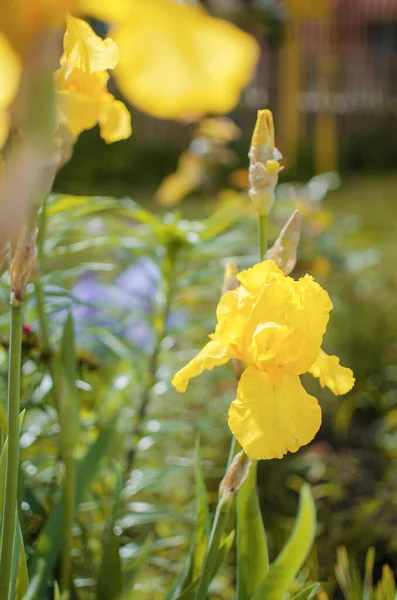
[35, 196, 50, 350]
[259, 214, 268, 260]
[193, 437, 236, 600]
[126, 247, 177, 472]
[0, 303, 23, 599]
[35, 198, 61, 401]
[60, 456, 76, 595]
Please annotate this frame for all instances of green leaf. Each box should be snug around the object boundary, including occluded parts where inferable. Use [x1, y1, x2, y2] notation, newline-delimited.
[59, 312, 80, 458]
[61, 312, 78, 387]
[191, 438, 210, 581]
[364, 547, 375, 600]
[96, 466, 124, 600]
[290, 583, 322, 599]
[96, 525, 122, 600]
[24, 424, 115, 600]
[251, 484, 316, 600]
[165, 439, 210, 600]
[121, 534, 154, 598]
[54, 581, 61, 600]
[0, 402, 7, 436]
[236, 460, 269, 600]
[0, 413, 28, 600]
[14, 524, 29, 600]
[172, 532, 235, 600]
[380, 566, 396, 599]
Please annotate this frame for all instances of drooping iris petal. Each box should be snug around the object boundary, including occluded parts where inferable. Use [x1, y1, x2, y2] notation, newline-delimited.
[228, 367, 321, 460]
[308, 349, 355, 395]
[112, 0, 259, 119]
[172, 339, 230, 393]
[56, 89, 101, 136]
[64, 14, 119, 73]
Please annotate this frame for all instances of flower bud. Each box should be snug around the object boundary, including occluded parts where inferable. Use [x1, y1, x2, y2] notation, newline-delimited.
[10, 225, 37, 305]
[222, 260, 239, 295]
[219, 450, 252, 503]
[265, 209, 300, 276]
[248, 109, 283, 215]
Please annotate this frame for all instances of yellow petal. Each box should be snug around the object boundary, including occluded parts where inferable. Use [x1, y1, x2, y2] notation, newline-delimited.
[0, 32, 21, 109]
[250, 109, 274, 149]
[112, 0, 259, 119]
[228, 368, 321, 460]
[309, 349, 355, 395]
[213, 290, 248, 359]
[172, 339, 230, 393]
[285, 275, 333, 374]
[250, 322, 304, 367]
[57, 64, 109, 96]
[98, 98, 132, 143]
[56, 90, 101, 135]
[156, 153, 203, 207]
[236, 259, 283, 294]
[75, 0, 132, 21]
[64, 15, 119, 73]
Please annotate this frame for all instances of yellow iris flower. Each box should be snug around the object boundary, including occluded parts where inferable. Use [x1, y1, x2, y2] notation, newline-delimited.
[172, 260, 354, 460]
[55, 15, 131, 143]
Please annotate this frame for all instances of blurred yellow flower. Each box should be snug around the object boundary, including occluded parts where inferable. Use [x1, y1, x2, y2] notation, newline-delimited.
[156, 152, 203, 207]
[195, 118, 241, 144]
[112, 0, 259, 119]
[55, 15, 131, 143]
[173, 260, 354, 460]
[0, 33, 21, 148]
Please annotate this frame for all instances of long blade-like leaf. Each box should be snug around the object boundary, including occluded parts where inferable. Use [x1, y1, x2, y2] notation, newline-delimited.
[24, 424, 114, 600]
[236, 460, 269, 600]
[166, 439, 209, 600]
[290, 582, 322, 599]
[252, 484, 316, 600]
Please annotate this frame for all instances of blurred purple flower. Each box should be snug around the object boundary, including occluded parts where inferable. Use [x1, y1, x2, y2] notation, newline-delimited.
[69, 257, 188, 352]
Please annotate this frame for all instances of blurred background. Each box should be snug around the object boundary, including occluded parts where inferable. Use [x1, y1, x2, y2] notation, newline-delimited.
[3, 0, 397, 597]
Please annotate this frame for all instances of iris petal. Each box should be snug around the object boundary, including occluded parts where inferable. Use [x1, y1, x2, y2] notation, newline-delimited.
[172, 339, 230, 393]
[228, 367, 321, 460]
[309, 349, 355, 395]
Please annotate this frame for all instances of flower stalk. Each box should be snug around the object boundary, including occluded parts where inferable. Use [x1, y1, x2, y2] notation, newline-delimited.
[0, 303, 23, 599]
[126, 243, 178, 472]
[60, 456, 76, 595]
[0, 225, 37, 598]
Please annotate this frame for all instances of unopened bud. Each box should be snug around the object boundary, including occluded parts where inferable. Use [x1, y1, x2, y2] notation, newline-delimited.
[222, 260, 239, 295]
[248, 109, 283, 216]
[250, 109, 274, 152]
[266, 210, 300, 276]
[10, 226, 37, 305]
[219, 450, 252, 503]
